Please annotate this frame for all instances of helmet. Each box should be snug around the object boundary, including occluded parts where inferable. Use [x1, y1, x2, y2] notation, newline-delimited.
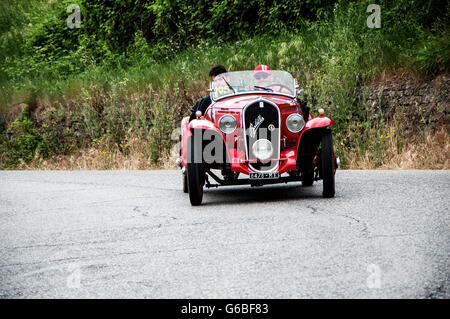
[254, 64, 272, 76]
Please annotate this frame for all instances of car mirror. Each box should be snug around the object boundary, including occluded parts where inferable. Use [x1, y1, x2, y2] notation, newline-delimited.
[297, 89, 304, 97]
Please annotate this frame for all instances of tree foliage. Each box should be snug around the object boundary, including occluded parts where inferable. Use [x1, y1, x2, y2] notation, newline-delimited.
[29, 0, 338, 57]
[1, 0, 448, 82]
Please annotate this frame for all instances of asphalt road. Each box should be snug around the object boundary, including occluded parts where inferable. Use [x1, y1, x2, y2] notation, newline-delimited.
[0, 170, 448, 299]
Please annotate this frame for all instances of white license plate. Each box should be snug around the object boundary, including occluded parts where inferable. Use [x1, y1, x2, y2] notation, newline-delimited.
[249, 172, 280, 179]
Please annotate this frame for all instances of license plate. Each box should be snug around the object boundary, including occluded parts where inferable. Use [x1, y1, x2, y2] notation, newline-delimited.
[249, 172, 279, 179]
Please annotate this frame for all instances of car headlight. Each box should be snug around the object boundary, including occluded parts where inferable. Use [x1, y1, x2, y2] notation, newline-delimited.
[286, 113, 305, 133]
[252, 139, 273, 160]
[218, 115, 237, 134]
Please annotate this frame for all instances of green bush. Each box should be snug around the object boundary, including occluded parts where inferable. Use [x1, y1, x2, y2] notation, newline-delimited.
[412, 25, 450, 75]
[36, 105, 82, 158]
[1, 108, 41, 167]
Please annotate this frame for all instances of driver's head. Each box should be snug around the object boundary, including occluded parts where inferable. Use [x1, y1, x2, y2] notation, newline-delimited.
[209, 65, 227, 80]
[254, 64, 273, 86]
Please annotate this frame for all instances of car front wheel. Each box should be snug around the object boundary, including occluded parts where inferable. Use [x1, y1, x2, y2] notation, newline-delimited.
[187, 135, 204, 205]
[321, 129, 335, 198]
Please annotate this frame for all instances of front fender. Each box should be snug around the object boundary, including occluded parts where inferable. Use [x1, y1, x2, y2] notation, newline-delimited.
[296, 116, 334, 150]
[304, 116, 334, 129]
[182, 118, 229, 167]
[188, 119, 220, 133]
[180, 117, 190, 167]
[295, 116, 334, 172]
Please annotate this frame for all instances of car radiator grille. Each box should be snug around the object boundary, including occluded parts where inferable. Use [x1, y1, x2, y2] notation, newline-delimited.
[243, 100, 280, 172]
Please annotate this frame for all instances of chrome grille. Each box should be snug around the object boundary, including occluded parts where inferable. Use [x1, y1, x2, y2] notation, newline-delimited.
[243, 100, 280, 172]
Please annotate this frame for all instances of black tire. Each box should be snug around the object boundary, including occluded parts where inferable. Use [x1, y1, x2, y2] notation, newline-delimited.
[302, 169, 314, 186]
[321, 129, 335, 198]
[182, 171, 188, 193]
[187, 135, 204, 206]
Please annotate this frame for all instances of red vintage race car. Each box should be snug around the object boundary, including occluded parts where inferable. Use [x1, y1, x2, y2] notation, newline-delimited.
[177, 70, 338, 205]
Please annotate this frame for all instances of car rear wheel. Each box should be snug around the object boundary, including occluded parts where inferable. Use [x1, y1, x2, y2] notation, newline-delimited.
[321, 129, 335, 198]
[187, 135, 204, 206]
[182, 170, 188, 193]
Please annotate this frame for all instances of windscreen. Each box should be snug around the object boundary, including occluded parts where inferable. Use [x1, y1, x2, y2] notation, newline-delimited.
[210, 70, 296, 101]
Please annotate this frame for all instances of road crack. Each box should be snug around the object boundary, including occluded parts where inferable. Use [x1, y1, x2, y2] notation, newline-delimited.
[305, 205, 370, 238]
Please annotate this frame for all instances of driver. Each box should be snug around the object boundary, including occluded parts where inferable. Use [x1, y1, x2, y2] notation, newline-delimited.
[189, 65, 228, 121]
[253, 64, 275, 88]
[253, 64, 310, 122]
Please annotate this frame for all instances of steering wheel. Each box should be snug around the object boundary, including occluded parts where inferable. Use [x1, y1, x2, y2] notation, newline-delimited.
[266, 84, 294, 95]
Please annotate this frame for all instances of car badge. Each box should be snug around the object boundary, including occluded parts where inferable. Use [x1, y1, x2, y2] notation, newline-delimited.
[249, 115, 264, 138]
[268, 124, 275, 131]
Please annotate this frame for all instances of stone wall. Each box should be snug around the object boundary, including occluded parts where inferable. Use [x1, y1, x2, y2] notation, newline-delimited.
[366, 73, 450, 130]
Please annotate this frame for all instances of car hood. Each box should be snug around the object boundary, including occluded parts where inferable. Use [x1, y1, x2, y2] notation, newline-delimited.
[211, 94, 296, 110]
